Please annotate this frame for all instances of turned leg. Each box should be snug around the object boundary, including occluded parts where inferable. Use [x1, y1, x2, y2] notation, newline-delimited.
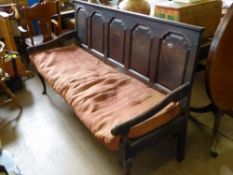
[37, 72, 47, 95]
[209, 109, 223, 157]
[190, 103, 224, 157]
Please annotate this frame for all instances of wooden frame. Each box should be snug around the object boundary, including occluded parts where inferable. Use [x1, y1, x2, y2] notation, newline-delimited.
[27, 1, 203, 174]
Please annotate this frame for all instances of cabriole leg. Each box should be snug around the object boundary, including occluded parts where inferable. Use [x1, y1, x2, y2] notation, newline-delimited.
[37, 72, 47, 95]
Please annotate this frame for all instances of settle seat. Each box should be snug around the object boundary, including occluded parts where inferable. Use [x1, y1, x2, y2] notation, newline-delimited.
[27, 0, 203, 174]
[30, 44, 181, 150]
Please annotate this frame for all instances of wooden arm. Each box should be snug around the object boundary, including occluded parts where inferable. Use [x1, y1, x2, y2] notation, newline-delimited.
[111, 82, 191, 136]
[27, 30, 76, 54]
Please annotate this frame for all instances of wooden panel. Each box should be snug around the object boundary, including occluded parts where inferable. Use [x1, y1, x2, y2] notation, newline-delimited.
[91, 13, 104, 53]
[129, 25, 152, 77]
[157, 33, 190, 89]
[77, 8, 88, 45]
[108, 18, 125, 64]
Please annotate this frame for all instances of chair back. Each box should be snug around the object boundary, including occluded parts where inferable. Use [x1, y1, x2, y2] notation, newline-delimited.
[20, 0, 61, 46]
[206, 4, 233, 110]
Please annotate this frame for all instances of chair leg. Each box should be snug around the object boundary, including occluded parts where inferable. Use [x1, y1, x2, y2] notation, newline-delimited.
[37, 72, 47, 95]
[209, 109, 223, 157]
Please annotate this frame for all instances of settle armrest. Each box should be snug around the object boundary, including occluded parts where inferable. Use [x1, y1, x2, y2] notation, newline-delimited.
[27, 30, 76, 55]
[111, 82, 191, 136]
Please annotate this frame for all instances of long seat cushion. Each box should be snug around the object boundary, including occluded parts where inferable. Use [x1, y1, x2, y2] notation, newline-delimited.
[30, 44, 182, 151]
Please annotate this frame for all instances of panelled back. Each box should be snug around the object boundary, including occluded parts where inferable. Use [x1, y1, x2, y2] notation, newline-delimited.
[74, 0, 203, 93]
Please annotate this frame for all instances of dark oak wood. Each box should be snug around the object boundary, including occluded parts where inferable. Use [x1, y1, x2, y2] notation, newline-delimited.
[109, 18, 125, 64]
[73, 1, 203, 93]
[28, 1, 203, 174]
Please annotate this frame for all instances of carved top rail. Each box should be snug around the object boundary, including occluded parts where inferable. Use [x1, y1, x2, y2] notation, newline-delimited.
[73, 0, 203, 93]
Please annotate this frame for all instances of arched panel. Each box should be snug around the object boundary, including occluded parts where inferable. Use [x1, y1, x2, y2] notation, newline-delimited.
[130, 25, 152, 77]
[109, 18, 125, 64]
[77, 8, 88, 44]
[91, 13, 104, 53]
[157, 33, 190, 89]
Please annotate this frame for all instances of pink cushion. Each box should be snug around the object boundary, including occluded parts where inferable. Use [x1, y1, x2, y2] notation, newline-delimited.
[30, 44, 181, 151]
